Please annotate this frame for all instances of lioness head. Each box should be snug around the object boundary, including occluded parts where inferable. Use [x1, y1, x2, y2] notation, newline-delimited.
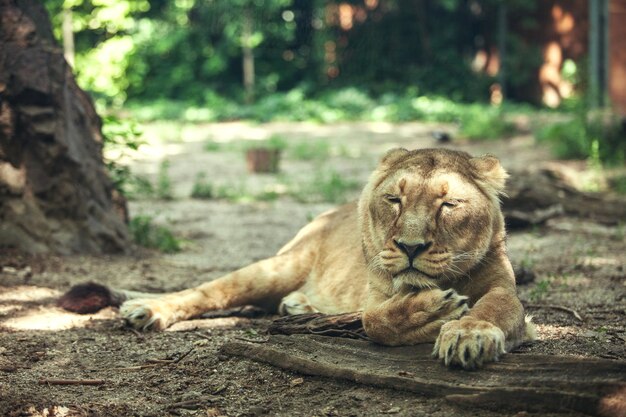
[359, 148, 508, 291]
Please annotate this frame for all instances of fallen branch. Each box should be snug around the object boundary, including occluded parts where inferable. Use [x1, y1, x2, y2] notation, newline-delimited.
[170, 346, 195, 363]
[38, 378, 105, 386]
[525, 303, 584, 322]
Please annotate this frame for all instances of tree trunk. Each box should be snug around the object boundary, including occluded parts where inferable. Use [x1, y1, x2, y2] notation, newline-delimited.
[242, 7, 255, 104]
[0, 0, 129, 254]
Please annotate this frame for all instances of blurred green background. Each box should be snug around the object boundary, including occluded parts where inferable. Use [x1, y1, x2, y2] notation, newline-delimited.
[44, 0, 625, 165]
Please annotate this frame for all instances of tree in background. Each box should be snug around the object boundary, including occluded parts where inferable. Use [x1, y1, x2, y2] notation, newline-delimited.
[0, 0, 129, 254]
[45, 0, 542, 106]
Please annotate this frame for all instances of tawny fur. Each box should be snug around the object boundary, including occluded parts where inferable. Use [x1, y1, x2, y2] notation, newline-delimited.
[114, 148, 532, 369]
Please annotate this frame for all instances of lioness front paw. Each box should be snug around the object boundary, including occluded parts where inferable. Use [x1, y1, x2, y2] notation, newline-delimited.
[429, 289, 470, 322]
[433, 317, 505, 370]
[120, 298, 174, 331]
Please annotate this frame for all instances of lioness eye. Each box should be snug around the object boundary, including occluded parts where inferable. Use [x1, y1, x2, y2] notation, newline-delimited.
[385, 195, 401, 204]
[441, 201, 456, 209]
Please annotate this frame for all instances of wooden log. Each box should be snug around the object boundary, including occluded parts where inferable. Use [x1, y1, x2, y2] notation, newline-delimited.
[504, 168, 626, 227]
[221, 334, 626, 417]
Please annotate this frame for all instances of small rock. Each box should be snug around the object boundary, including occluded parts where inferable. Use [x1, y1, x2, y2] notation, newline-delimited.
[514, 266, 536, 285]
[383, 406, 401, 414]
[290, 377, 304, 387]
[431, 130, 452, 143]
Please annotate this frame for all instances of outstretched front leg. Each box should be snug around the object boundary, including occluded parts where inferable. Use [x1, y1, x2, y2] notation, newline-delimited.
[362, 287, 469, 346]
[121, 249, 313, 330]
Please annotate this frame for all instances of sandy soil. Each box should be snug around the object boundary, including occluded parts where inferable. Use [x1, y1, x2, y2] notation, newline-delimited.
[1, 121, 624, 416]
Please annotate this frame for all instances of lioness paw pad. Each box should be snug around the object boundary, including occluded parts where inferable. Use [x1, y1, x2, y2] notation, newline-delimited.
[433, 318, 505, 370]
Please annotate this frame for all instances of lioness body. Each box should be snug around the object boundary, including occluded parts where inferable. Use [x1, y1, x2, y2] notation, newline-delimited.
[118, 148, 532, 369]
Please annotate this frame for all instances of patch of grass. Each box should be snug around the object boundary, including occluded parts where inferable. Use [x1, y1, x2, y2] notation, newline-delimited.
[293, 170, 360, 204]
[129, 215, 181, 253]
[289, 140, 331, 161]
[529, 279, 551, 302]
[190, 173, 214, 199]
[246, 134, 288, 151]
[203, 141, 222, 152]
[156, 160, 174, 200]
[197, 181, 282, 203]
[519, 255, 536, 270]
[126, 88, 531, 138]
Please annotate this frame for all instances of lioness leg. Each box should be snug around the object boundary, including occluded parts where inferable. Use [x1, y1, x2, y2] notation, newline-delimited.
[433, 286, 530, 369]
[362, 288, 469, 346]
[121, 249, 313, 330]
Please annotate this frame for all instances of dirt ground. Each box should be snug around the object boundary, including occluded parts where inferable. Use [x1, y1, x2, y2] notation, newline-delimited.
[1, 121, 625, 417]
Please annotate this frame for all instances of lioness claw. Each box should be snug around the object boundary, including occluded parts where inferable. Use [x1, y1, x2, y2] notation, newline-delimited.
[433, 318, 506, 370]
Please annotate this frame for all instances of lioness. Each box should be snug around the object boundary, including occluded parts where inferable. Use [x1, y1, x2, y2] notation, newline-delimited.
[66, 148, 534, 369]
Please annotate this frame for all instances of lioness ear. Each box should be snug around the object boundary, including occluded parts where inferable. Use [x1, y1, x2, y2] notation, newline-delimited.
[469, 154, 508, 193]
[380, 148, 409, 167]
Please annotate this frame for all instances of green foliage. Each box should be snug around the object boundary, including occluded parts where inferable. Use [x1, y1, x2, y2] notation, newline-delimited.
[536, 111, 626, 165]
[46, 1, 547, 108]
[100, 114, 153, 198]
[458, 107, 516, 140]
[609, 176, 626, 195]
[129, 215, 181, 253]
[127, 88, 527, 136]
[156, 160, 174, 200]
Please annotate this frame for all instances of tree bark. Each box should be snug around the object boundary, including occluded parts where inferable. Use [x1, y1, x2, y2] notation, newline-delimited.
[269, 312, 368, 340]
[0, 0, 129, 254]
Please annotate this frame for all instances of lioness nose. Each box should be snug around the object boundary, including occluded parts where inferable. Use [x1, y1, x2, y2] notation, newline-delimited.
[394, 240, 432, 260]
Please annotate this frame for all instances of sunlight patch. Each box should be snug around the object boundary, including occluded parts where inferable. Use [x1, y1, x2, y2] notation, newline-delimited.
[0, 304, 21, 316]
[2, 306, 117, 331]
[579, 256, 621, 267]
[535, 323, 580, 340]
[0, 285, 60, 302]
